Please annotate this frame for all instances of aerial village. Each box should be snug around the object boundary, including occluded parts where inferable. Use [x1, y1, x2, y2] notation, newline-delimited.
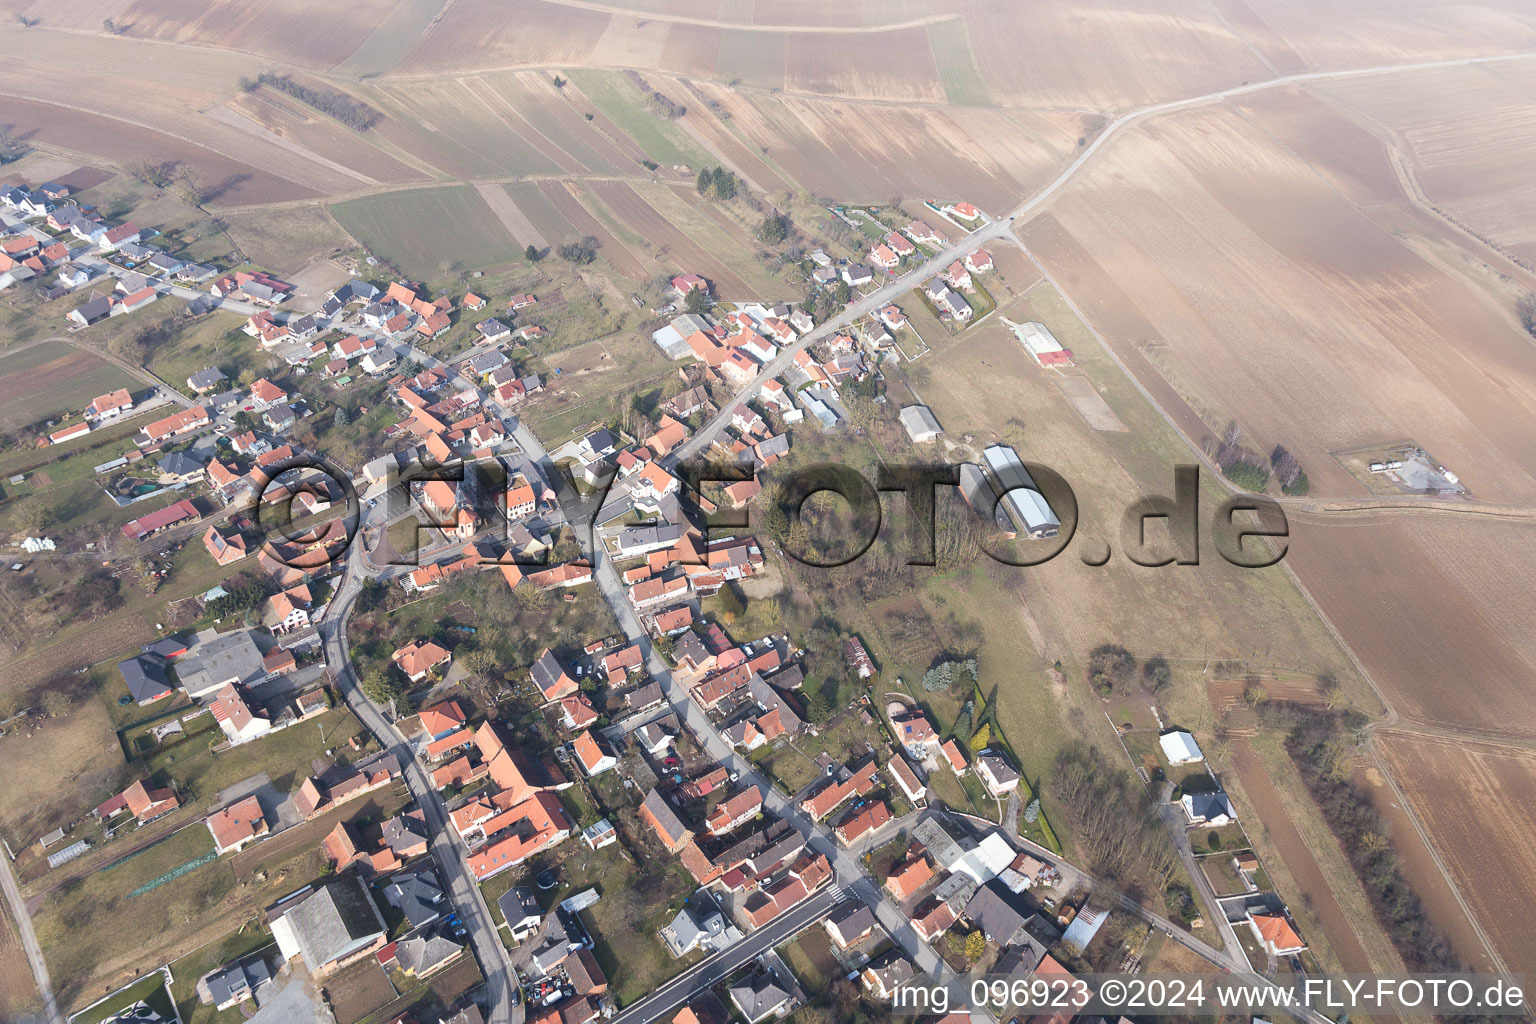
[1, 180, 1314, 1024]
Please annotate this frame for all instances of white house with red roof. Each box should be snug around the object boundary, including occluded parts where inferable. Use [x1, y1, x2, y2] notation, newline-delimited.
[869, 243, 900, 271]
[671, 274, 708, 296]
[965, 249, 994, 273]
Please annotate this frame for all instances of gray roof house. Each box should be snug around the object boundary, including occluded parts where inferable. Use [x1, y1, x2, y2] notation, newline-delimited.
[379, 868, 447, 928]
[268, 876, 388, 975]
[963, 880, 1031, 944]
[496, 885, 542, 941]
[899, 405, 942, 443]
[177, 629, 268, 699]
[157, 450, 204, 481]
[187, 367, 228, 392]
[660, 898, 740, 957]
[824, 899, 878, 948]
[203, 955, 272, 1010]
[729, 968, 793, 1024]
[392, 927, 464, 976]
[1181, 790, 1237, 826]
[117, 653, 173, 705]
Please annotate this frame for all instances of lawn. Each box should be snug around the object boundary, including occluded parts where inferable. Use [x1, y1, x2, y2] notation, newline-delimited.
[36, 824, 229, 1007]
[545, 838, 701, 1008]
[168, 932, 277, 1024]
[219, 202, 358, 275]
[565, 71, 711, 170]
[137, 707, 369, 805]
[70, 971, 176, 1024]
[145, 309, 278, 398]
[0, 340, 138, 434]
[777, 930, 835, 993]
[329, 186, 521, 279]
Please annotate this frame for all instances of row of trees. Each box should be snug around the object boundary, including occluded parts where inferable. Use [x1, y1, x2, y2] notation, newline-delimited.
[242, 73, 381, 131]
[1269, 443, 1310, 495]
[1264, 702, 1461, 973]
[623, 71, 685, 119]
[1085, 644, 1171, 698]
[1212, 420, 1271, 492]
[1211, 422, 1312, 495]
[694, 166, 740, 201]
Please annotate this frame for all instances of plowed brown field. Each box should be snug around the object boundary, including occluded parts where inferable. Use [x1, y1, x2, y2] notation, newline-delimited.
[1378, 734, 1536, 974]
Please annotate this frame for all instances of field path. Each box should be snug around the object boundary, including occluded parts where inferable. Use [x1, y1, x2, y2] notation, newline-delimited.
[0, 846, 60, 1024]
[474, 181, 547, 251]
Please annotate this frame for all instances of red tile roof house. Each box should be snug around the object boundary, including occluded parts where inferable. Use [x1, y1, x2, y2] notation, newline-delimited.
[705, 788, 763, 836]
[86, 388, 134, 421]
[942, 738, 969, 776]
[121, 497, 200, 541]
[392, 641, 451, 683]
[964, 249, 994, 273]
[418, 700, 467, 740]
[207, 795, 268, 855]
[140, 406, 210, 445]
[670, 274, 708, 298]
[204, 525, 247, 566]
[120, 779, 180, 823]
[887, 232, 915, 257]
[798, 761, 880, 820]
[869, 243, 900, 271]
[833, 800, 891, 846]
[530, 648, 578, 702]
[884, 852, 933, 901]
[572, 730, 617, 776]
[558, 694, 600, 730]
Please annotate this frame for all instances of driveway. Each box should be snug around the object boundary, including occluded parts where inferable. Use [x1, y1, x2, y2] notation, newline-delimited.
[246, 962, 325, 1024]
[212, 774, 300, 832]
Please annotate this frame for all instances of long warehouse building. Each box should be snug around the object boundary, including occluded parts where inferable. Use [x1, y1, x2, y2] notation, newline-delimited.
[958, 445, 1060, 539]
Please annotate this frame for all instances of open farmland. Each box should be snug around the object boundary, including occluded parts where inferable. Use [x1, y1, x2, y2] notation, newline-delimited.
[674, 83, 1076, 208]
[222, 89, 428, 185]
[394, 0, 612, 74]
[1315, 62, 1536, 265]
[1206, 0, 1536, 76]
[912, 281, 1367, 707]
[218, 206, 359, 275]
[0, 896, 40, 1021]
[564, 70, 712, 170]
[0, 97, 317, 206]
[587, 181, 758, 297]
[329, 185, 521, 278]
[1226, 737, 1399, 975]
[1285, 513, 1536, 739]
[0, 343, 138, 434]
[1022, 101, 1536, 505]
[1378, 734, 1536, 975]
[108, 0, 399, 66]
[536, 181, 649, 279]
[783, 27, 946, 103]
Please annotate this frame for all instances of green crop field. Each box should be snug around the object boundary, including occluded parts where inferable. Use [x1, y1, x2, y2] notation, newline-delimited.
[329, 185, 521, 280]
[927, 19, 993, 107]
[566, 71, 711, 169]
